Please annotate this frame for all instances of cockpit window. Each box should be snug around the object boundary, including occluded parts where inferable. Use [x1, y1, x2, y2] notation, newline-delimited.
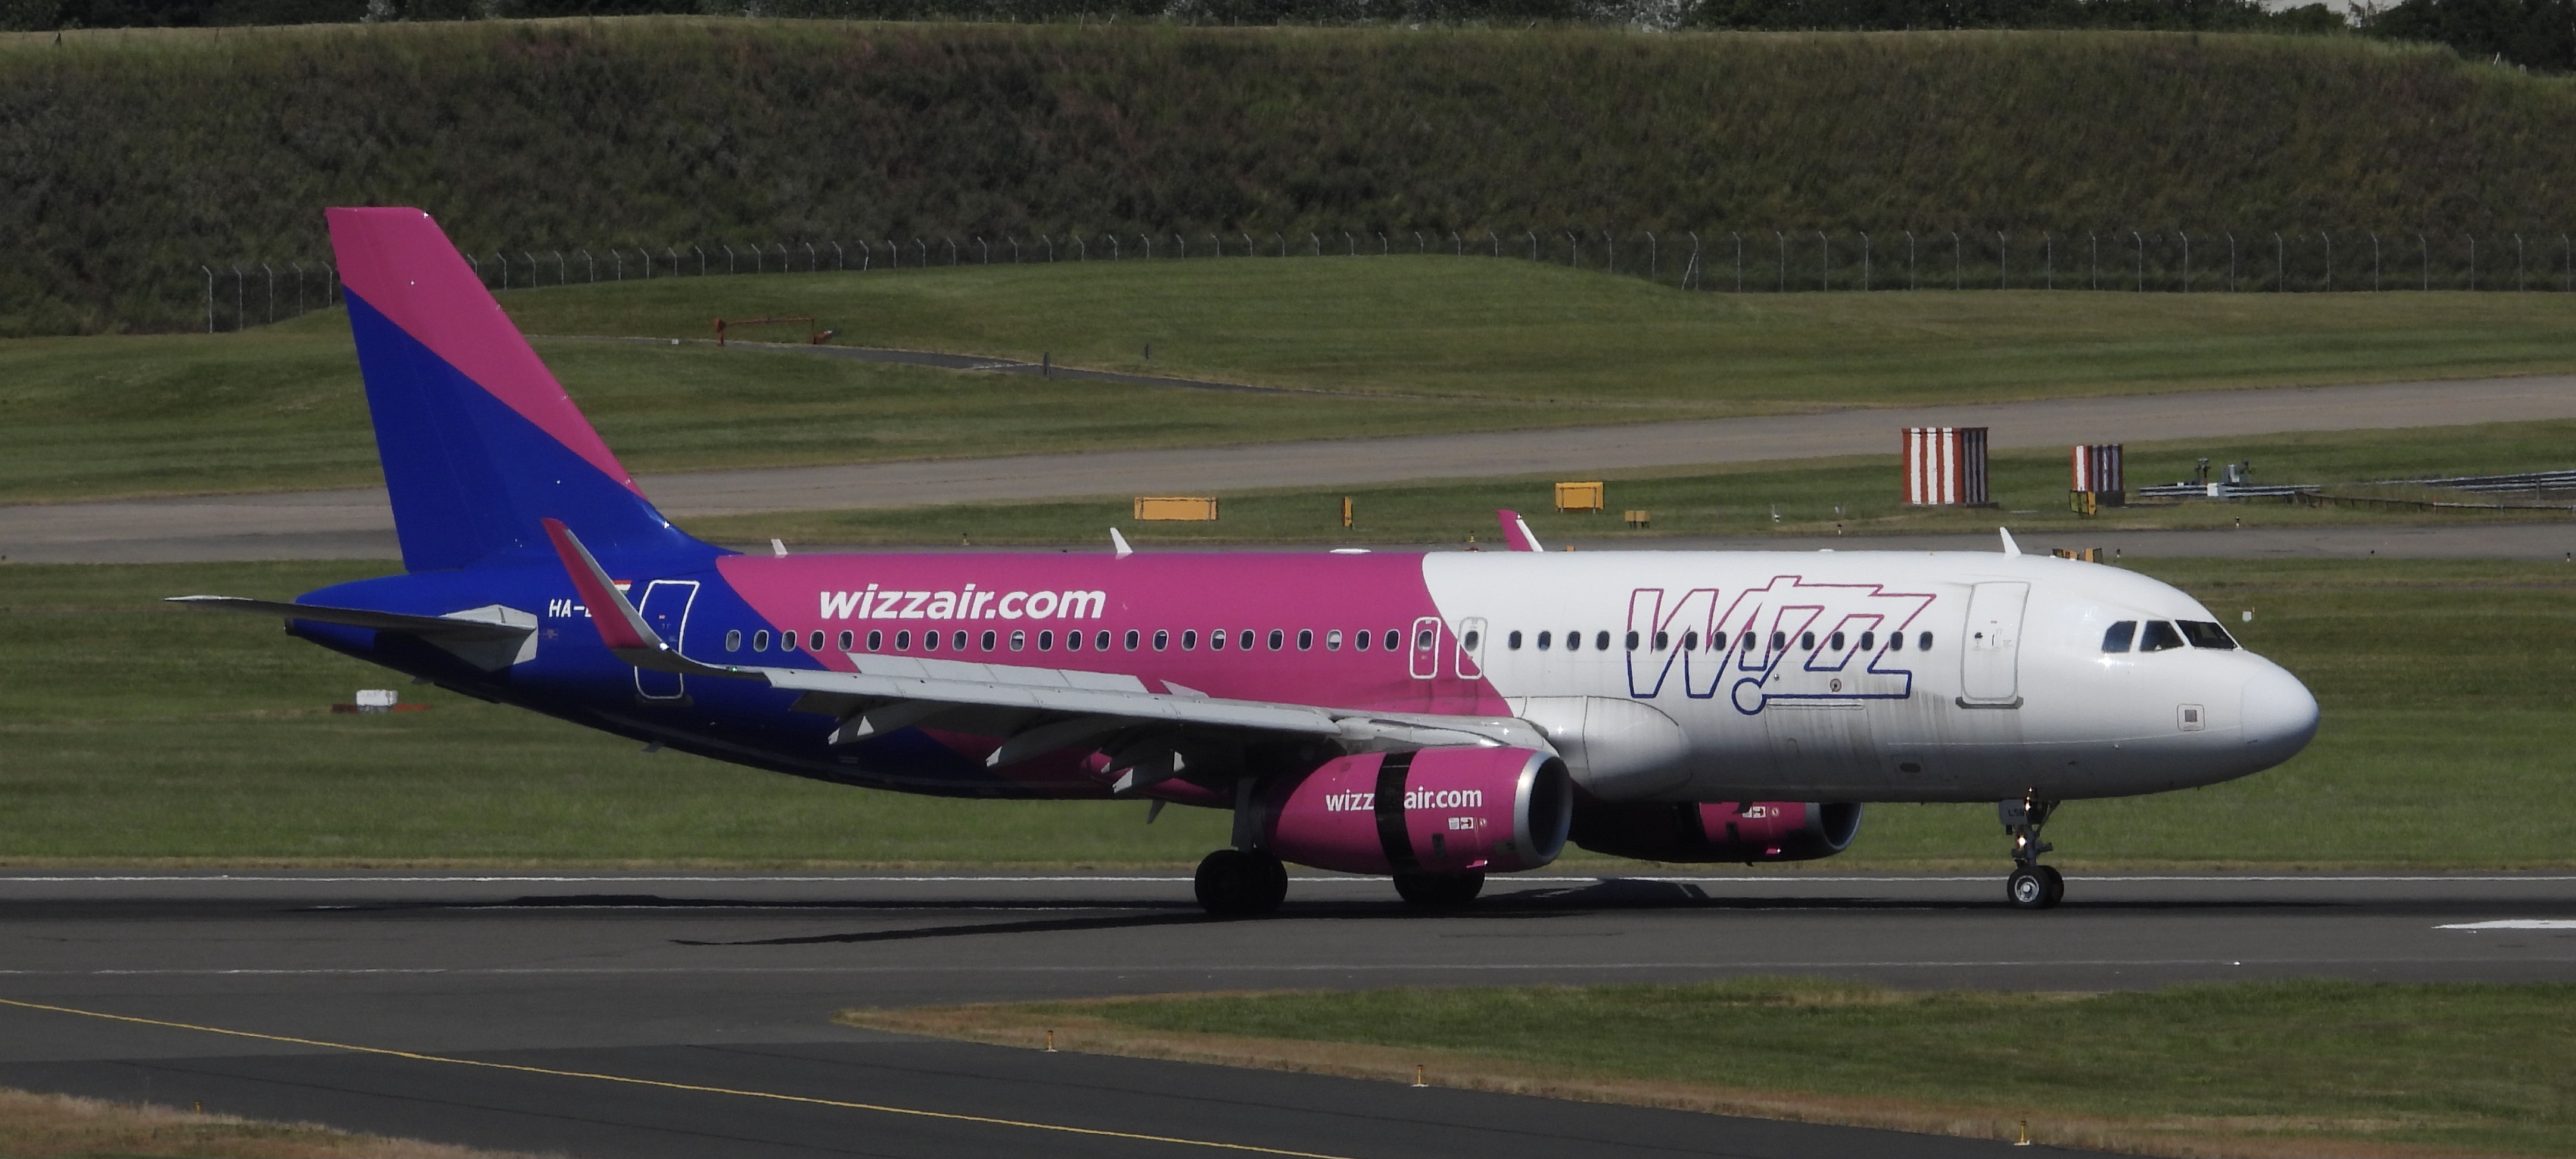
[2138, 620, 2185, 652]
[2102, 621, 2137, 653]
[2177, 620, 2240, 650]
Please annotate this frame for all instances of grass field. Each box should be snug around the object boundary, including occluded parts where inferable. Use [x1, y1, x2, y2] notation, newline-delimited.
[0, 1086, 521, 1159]
[8, 262, 2576, 504]
[698, 417, 2576, 546]
[850, 978, 2576, 1157]
[2, 555, 2571, 868]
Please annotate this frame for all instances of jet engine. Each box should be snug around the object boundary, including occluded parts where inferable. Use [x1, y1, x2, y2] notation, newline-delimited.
[1569, 798, 1862, 863]
[1260, 747, 1572, 875]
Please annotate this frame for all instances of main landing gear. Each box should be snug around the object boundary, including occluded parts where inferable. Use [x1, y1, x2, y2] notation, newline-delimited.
[2001, 797, 2065, 910]
[1194, 848, 1287, 917]
[1393, 870, 1485, 909]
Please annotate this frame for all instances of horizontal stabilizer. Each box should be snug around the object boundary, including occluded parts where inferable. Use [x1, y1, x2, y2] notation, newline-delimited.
[166, 595, 530, 640]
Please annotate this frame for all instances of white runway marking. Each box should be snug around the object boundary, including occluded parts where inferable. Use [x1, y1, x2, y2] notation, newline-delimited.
[7, 956, 2575, 977]
[2437, 919, 2576, 930]
[8, 873, 2576, 885]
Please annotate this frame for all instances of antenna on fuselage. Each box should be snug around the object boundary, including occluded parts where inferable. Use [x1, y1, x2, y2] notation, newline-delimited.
[1110, 527, 1134, 559]
[1998, 527, 2022, 557]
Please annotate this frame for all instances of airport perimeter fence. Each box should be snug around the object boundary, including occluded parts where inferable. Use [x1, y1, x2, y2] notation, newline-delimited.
[197, 226, 2576, 332]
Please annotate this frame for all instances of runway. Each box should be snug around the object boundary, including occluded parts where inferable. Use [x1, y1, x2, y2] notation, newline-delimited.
[7, 374, 2575, 563]
[2, 870, 2570, 1157]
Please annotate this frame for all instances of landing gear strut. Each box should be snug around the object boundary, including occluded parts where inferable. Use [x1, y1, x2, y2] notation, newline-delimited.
[2001, 797, 2064, 910]
[1194, 848, 1287, 917]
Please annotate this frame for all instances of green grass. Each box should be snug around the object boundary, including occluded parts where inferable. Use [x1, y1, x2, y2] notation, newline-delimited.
[1019, 978, 2576, 1156]
[12, 259, 2576, 503]
[2, 555, 2572, 867]
[699, 415, 2576, 546]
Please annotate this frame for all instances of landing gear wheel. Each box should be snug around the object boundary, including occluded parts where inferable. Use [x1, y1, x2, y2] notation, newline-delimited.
[1194, 849, 1286, 917]
[2040, 865, 2065, 907]
[2006, 866, 2055, 909]
[1393, 870, 1485, 909]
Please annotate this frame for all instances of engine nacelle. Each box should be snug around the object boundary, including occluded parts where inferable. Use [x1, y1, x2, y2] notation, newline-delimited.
[1569, 798, 1862, 863]
[1261, 747, 1572, 875]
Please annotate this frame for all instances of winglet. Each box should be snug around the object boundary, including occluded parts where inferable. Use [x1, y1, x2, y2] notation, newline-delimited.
[1110, 527, 1134, 559]
[1999, 527, 2022, 557]
[543, 517, 661, 652]
[1497, 509, 1544, 552]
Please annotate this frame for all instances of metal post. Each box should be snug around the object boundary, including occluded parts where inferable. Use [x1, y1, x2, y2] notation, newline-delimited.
[724, 245, 736, 275]
[1074, 237, 1085, 261]
[2090, 234, 2098, 290]
[2043, 233, 2052, 290]
[1950, 231, 1960, 290]
[1732, 232, 1744, 292]
[1314, 232, 1323, 257]
[1107, 235, 1119, 260]
[467, 254, 481, 284]
[582, 250, 594, 282]
[1687, 232, 1700, 290]
[1526, 231, 1536, 262]
[2469, 235, 2477, 290]
[833, 241, 844, 270]
[615, 249, 625, 281]
[945, 238, 957, 265]
[2135, 231, 2145, 291]
[2516, 234, 2525, 291]
[2564, 234, 2571, 293]
[1776, 229, 1787, 291]
[1604, 231, 1614, 275]
[552, 251, 564, 284]
[497, 252, 509, 288]
[232, 264, 244, 331]
[692, 246, 705, 276]
[1995, 232, 2005, 290]
[1135, 234, 1149, 259]
[1377, 232, 1387, 256]
[1176, 233, 1187, 258]
[201, 266, 214, 333]
[914, 238, 928, 266]
[1816, 230, 1827, 291]
[1858, 232, 1867, 290]
[292, 262, 304, 315]
[1906, 231, 1915, 290]
[807, 242, 819, 271]
[2226, 232, 2236, 291]
[2370, 233, 2379, 290]
[520, 252, 537, 285]
[1568, 232, 1579, 269]
[1343, 231, 1354, 257]
[1451, 230, 1461, 256]
[2272, 232, 2282, 291]
[1646, 232, 1657, 281]
[2421, 232, 2429, 290]
[1046, 236, 1056, 262]
[2323, 233, 2332, 292]
[2178, 232, 2187, 292]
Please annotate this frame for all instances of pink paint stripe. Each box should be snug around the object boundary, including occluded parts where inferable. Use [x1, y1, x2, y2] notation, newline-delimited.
[544, 518, 653, 651]
[326, 207, 641, 497]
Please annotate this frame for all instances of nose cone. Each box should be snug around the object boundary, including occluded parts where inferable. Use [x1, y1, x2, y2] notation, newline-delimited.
[2239, 663, 2320, 768]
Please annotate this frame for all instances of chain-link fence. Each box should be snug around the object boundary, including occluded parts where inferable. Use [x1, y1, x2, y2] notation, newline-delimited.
[200, 226, 2576, 332]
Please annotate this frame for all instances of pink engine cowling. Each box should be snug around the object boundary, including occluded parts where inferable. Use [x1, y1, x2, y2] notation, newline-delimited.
[1260, 747, 1572, 875]
[1568, 798, 1862, 863]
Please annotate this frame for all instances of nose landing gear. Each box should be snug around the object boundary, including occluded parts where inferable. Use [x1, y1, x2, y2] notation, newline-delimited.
[2001, 797, 2064, 909]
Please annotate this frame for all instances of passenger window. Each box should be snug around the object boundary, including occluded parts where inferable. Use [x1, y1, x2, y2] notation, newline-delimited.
[1888, 631, 1903, 652]
[2177, 620, 2240, 650]
[1654, 631, 1669, 651]
[1508, 630, 1523, 650]
[754, 630, 771, 651]
[1010, 630, 1025, 651]
[783, 631, 800, 651]
[1299, 629, 1314, 651]
[1564, 631, 1581, 652]
[981, 630, 996, 651]
[1917, 631, 1933, 651]
[1124, 629, 1141, 651]
[1859, 631, 1874, 651]
[2102, 621, 2138, 652]
[1682, 630, 1698, 651]
[1245, 630, 1260, 651]
[1625, 630, 1641, 651]
[1829, 631, 1845, 651]
[1325, 630, 1340, 651]
[2139, 621, 2185, 652]
[1594, 631, 1610, 651]
[1382, 629, 1399, 650]
[1771, 630, 1786, 651]
[810, 630, 825, 651]
[866, 630, 881, 651]
[1799, 631, 1815, 651]
[1040, 630, 1054, 650]
[1155, 629, 1169, 651]
[726, 630, 743, 651]
[838, 630, 853, 651]
[1183, 630, 1199, 650]
[1268, 629, 1285, 651]
[1462, 629, 1479, 651]
[890, 631, 906, 650]
[1349, 630, 1364, 651]
[1211, 629, 1228, 650]
[922, 630, 939, 651]
[1066, 629, 1083, 651]
[1536, 631, 1553, 650]
[1421, 629, 1439, 651]
[1095, 630, 1110, 650]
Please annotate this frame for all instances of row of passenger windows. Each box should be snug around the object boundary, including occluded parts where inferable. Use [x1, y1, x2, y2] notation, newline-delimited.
[2101, 619, 2239, 653]
[1503, 628, 1933, 654]
[725, 626, 1441, 655]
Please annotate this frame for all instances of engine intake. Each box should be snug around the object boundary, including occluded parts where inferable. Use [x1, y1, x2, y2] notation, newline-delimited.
[1261, 747, 1571, 875]
[1570, 798, 1861, 863]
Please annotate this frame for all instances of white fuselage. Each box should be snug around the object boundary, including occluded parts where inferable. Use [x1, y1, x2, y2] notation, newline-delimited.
[1422, 550, 2319, 803]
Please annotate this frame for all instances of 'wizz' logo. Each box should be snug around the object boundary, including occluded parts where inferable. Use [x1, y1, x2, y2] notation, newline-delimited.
[1625, 577, 1936, 714]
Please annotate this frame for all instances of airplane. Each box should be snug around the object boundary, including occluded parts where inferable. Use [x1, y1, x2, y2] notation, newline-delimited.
[178, 207, 2321, 915]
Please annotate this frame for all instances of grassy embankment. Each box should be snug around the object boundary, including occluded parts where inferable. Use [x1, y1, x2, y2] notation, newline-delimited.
[847, 978, 2576, 1158]
[10, 260, 2576, 505]
[8, 22, 2576, 334]
[0, 1086, 526, 1158]
[2, 555, 2569, 867]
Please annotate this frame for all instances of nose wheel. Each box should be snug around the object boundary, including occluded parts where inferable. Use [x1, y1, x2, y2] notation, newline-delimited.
[2001, 798, 2065, 909]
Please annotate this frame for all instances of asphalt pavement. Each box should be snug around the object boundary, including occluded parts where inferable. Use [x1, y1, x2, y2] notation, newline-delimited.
[8, 375, 2576, 563]
[4, 870, 2571, 1157]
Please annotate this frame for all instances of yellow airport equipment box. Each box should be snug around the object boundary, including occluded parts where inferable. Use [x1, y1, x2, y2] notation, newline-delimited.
[1135, 496, 1219, 521]
[1555, 481, 1606, 512]
[1623, 509, 1651, 527]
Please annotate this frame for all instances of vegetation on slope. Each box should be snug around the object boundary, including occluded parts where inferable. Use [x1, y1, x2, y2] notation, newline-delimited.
[8, 21, 2576, 334]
